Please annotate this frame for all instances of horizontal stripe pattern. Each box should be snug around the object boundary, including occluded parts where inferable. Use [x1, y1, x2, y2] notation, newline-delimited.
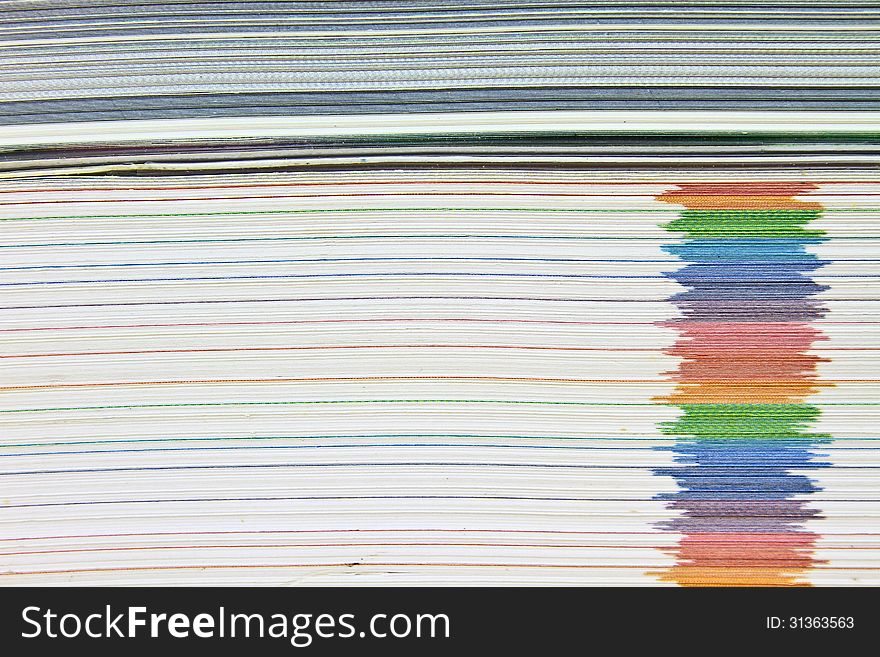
[0, 172, 878, 585]
[1, 0, 879, 586]
[1, 0, 880, 124]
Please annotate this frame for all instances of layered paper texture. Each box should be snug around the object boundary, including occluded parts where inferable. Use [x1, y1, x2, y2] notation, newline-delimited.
[0, 1, 878, 586]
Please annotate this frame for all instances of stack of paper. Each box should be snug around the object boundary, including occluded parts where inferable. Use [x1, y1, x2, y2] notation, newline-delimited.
[0, 2, 878, 586]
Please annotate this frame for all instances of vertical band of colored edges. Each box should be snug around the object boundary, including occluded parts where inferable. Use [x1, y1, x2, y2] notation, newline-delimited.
[652, 182, 832, 587]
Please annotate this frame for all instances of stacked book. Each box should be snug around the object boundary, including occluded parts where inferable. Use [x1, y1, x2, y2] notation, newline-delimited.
[0, 1, 878, 586]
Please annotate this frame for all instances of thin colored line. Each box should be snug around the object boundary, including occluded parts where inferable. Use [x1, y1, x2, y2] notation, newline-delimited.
[0, 443, 666, 457]
[6, 435, 876, 449]
[0, 207, 876, 222]
[3, 400, 878, 414]
[2, 182, 877, 194]
[4, 564, 874, 577]
[6, 272, 880, 287]
[1, 377, 874, 392]
[3, 236, 871, 250]
[0, 545, 686, 557]
[6, 296, 878, 311]
[0, 318, 875, 333]
[5, 496, 876, 511]
[5, 529, 877, 545]
[2, 345, 878, 360]
[6, 443, 872, 457]
[0, 257, 688, 271]
[4, 191, 880, 205]
[3, 464, 877, 478]
[0, 544, 677, 557]
[4, 257, 880, 272]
